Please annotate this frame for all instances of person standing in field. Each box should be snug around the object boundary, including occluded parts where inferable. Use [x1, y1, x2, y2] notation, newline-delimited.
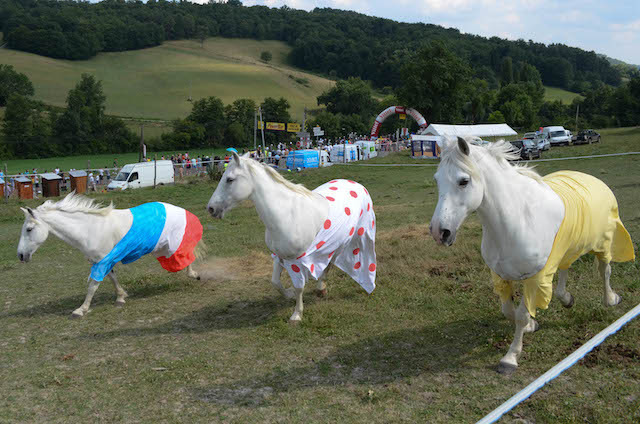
[89, 173, 97, 192]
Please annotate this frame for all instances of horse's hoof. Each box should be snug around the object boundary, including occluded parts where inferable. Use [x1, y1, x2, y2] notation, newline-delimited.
[288, 319, 301, 326]
[115, 300, 126, 307]
[497, 362, 517, 375]
[315, 288, 328, 298]
[71, 311, 84, 319]
[562, 293, 574, 308]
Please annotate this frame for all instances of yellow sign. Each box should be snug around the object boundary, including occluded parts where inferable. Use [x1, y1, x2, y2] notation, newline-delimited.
[266, 122, 285, 131]
[399, 113, 406, 120]
[257, 121, 264, 129]
[287, 123, 301, 132]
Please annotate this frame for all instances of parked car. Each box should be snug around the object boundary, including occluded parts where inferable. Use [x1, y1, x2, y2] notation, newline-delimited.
[573, 129, 601, 145]
[107, 160, 174, 190]
[523, 132, 537, 140]
[533, 134, 550, 151]
[542, 126, 572, 146]
[509, 139, 541, 161]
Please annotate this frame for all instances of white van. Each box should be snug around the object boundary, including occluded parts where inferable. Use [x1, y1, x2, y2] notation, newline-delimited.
[107, 160, 174, 190]
[542, 126, 571, 146]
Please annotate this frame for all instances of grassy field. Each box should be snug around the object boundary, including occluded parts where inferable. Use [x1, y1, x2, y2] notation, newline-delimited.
[0, 129, 639, 423]
[544, 86, 584, 104]
[0, 38, 334, 120]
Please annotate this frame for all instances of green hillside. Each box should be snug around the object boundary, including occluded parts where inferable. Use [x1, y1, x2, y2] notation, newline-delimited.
[0, 38, 334, 121]
[544, 86, 584, 104]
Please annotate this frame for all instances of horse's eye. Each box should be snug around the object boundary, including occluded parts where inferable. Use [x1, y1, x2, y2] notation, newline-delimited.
[459, 178, 470, 187]
[26, 227, 33, 233]
[226, 177, 234, 184]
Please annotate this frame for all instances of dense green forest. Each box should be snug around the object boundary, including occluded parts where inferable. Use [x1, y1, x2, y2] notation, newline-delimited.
[0, 0, 622, 92]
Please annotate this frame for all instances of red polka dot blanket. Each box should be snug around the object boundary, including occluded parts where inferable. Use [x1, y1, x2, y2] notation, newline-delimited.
[275, 179, 377, 293]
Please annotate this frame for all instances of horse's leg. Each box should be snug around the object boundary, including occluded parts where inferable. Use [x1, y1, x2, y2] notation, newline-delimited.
[289, 285, 304, 324]
[186, 264, 201, 280]
[598, 258, 621, 306]
[498, 300, 539, 374]
[271, 258, 295, 299]
[554, 269, 574, 308]
[108, 270, 128, 306]
[72, 278, 101, 318]
[315, 263, 332, 298]
[499, 281, 516, 321]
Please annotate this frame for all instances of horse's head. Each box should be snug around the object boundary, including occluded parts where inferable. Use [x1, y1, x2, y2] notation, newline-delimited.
[17, 207, 50, 262]
[207, 152, 254, 219]
[430, 136, 484, 246]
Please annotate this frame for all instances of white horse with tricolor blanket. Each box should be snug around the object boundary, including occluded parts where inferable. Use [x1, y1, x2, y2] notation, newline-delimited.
[429, 137, 635, 373]
[17, 193, 204, 317]
[207, 152, 377, 323]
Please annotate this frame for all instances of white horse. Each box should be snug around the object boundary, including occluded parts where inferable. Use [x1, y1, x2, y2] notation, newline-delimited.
[17, 193, 203, 317]
[429, 136, 634, 373]
[207, 152, 377, 323]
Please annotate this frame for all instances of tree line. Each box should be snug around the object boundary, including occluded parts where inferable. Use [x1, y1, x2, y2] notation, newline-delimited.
[0, 67, 137, 159]
[0, 0, 623, 92]
[0, 65, 300, 159]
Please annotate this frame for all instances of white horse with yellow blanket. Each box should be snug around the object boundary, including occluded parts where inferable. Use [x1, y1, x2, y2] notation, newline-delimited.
[429, 137, 635, 373]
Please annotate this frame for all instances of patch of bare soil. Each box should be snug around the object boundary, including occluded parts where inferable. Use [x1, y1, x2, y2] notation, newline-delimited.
[378, 224, 430, 241]
[579, 343, 640, 368]
[198, 251, 273, 282]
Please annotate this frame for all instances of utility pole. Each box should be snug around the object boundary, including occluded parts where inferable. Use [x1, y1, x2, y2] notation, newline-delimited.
[258, 106, 266, 160]
[575, 104, 580, 132]
[139, 124, 144, 162]
[4, 163, 8, 203]
[253, 108, 257, 150]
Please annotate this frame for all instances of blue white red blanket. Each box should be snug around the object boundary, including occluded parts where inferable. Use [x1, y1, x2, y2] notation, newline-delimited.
[90, 202, 203, 281]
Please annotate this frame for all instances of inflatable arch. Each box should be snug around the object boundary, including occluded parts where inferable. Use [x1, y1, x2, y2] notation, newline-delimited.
[370, 106, 427, 138]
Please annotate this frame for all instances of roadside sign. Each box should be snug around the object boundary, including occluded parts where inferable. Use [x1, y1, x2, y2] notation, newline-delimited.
[287, 123, 301, 132]
[267, 122, 285, 131]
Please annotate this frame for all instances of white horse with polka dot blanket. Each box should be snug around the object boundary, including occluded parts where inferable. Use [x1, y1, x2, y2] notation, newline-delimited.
[207, 152, 377, 323]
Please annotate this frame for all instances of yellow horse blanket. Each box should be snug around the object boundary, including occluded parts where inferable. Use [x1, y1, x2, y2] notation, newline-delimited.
[493, 171, 635, 317]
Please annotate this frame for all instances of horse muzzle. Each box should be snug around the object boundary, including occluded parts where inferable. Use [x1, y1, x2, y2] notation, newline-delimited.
[207, 205, 225, 219]
[18, 252, 32, 263]
[429, 222, 456, 246]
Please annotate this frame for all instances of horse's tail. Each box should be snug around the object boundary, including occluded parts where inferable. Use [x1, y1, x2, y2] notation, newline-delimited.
[194, 239, 208, 262]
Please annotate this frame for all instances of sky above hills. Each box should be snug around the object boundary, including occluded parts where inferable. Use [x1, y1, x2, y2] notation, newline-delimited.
[187, 0, 639, 65]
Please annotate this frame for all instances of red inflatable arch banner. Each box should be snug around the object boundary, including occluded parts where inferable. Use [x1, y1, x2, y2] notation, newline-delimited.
[370, 106, 428, 138]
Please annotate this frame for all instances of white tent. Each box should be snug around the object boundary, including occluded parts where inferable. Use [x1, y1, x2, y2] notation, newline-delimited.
[420, 123, 517, 138]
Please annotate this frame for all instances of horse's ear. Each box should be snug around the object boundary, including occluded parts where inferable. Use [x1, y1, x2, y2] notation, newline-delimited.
[457, 136, 470, 156]
[23, 207, 35, 218]
[232, 151, 242, 167]
[241, 152, 251, 159]
[20, 207, 29, 216]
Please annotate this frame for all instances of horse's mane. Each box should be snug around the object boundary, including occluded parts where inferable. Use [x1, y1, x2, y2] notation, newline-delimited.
[441, 137, 543, 183]
[38, 192, 114, 215]
[243, 157, 314, 197]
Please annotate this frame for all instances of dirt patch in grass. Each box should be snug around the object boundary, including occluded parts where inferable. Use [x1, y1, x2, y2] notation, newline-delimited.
[198, 250, 272, 282]
[579, 343, 640, 368]
[378, 224, 429, 241]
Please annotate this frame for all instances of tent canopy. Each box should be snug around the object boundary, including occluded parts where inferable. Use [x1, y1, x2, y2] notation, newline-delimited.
[421, 123, 517, 138]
